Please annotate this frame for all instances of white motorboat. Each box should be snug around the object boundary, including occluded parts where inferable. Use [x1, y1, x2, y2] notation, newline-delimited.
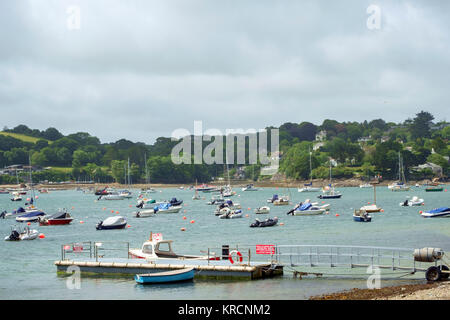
[118, 190, 132, 198]
[255, 206, 270, 214]
[219, 208, 243, 219]
[298, 186, 321, 192]
[287, 200, 329, 216]
[99, 192, 125, 200]
[400, 196, 424, 207]
[214, 200, 242, 216]
[129, 235, 215, 261]
[273, 196, 290, 206]
[241, 184, 258, 191]
[359, 183, 372, 188]
[10, 192, 22, 202]
[4, 226, 39, 241]
[133, 209, 156, 218]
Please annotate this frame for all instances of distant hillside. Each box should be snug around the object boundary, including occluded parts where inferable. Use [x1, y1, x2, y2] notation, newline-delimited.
[0, 131, 51, 144]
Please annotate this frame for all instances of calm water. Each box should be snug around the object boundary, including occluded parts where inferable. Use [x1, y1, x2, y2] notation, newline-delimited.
[0, 185, 449, 300]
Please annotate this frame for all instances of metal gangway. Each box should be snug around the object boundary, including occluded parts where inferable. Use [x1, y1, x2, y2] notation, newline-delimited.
[274, 244, 450, 281]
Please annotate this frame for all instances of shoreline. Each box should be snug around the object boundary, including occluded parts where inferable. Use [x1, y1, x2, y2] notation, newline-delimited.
[0, 178, 447, 190]
[309, 280, 450, 300]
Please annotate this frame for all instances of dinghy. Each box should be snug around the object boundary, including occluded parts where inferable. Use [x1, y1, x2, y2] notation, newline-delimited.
[133, 209, 156, 218]
[4, 226, 39, 241]
[250, 217, 278, 228]
[219, 209, 243, 219]
[96, 216, 127, 230]
[135, 267, 195, 284]
[254, 206, 270, 214]
[399, 196, 424, 207]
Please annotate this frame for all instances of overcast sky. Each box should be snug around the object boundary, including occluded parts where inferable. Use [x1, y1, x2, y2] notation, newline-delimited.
[0, 1, 449, 144]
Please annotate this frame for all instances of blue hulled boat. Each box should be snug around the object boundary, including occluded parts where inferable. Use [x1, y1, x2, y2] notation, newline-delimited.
[421, 207, 450, 218]
[135, 267, 195, 284]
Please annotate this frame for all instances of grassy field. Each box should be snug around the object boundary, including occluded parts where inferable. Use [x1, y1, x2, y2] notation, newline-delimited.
[0, 131, 51, 144]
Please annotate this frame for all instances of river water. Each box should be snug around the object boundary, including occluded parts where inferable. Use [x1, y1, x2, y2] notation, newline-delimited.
[0, 185, 449, 299]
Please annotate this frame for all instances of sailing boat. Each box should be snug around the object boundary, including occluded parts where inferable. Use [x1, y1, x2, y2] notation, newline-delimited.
[318, 160, 342, 199]
[222, 164, 235, 197]
[388, 152, 410, 192]
[298, 148, 320, 192]
[118, 158, 132, 198]
[141, 153, 157, 195]
[360, 184, 382, 213]
[192, 180, 201, 200]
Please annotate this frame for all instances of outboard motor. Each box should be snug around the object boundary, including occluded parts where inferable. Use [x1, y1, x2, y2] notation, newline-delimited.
[8, 230, 21, 241]
[250, 219, 261, 228]
[0, 211, 6, 219]
[136, 200, 144, 208]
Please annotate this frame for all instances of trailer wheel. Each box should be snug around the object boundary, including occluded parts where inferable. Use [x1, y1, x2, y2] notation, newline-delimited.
[439, 265, 449, 279]
[425, 266, 441, 282]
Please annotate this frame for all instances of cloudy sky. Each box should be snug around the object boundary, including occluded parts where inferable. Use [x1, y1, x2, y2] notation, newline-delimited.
[0, 1, 449, 144]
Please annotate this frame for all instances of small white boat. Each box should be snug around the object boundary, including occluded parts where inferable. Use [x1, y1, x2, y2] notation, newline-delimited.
[359, 183, 372, 188]
[118, 190, 132, 198]
[273, 196, 290, 206]
[133, 209, 156, 218]
[400, 196, 424, 207]
[287, 200, 329, 216]
[254, 206, 270, 214]
[241, 184, 258, 191]
[129, 236, 216, 261]
[214, 201, 242, 216]
[219, 209, 243, 219]
[298, 186, 321, 192]
[4, 226, 39, 241]
[10, 192, 22, 202]
[99, 192, 125, 200]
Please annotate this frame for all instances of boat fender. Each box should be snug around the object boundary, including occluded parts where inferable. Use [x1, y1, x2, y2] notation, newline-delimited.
[228, 250, 243, 264]
[413, 248, 444, 262]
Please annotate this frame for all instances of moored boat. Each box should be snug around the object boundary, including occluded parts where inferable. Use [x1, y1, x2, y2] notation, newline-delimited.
[96, 216, 127, 230]
[15, 210, 46, 223]
[39, 211, 73, 225]
[129, 235, 216, 261]
[421, 207, 450, 218]
[353, 209, 372, 222]
[135, 267, 195, 284]
[399, 196, 424, 207]
[254, 206, 270, 214]
[4, 226, 39, 241]
[241, 184, 258, 191]
[250, 217, 278, 228]
[425, 187, 443, 192]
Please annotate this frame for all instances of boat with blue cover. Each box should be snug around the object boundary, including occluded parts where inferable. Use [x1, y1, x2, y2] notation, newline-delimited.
[421, 207, 450, 218]
[15, 210, 46, 223]
[134, 267, 195, 284]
